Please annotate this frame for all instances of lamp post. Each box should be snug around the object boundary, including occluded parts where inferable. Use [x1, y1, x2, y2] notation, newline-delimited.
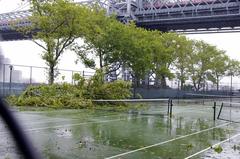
[9, 65, 13, 95]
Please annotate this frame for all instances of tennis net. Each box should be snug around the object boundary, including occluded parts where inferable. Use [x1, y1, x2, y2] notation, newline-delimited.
[217, 102, 240, 123]
[93, 98, 173, 117]
[184, 93, 240, 105]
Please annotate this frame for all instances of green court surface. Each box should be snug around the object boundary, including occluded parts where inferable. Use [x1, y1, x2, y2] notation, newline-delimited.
[1, 100, 240, 159]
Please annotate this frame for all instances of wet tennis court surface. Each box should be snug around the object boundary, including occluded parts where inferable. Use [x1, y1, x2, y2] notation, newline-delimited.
[1, 100, 240, 159]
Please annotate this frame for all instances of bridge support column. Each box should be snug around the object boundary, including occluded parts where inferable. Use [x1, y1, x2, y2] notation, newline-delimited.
[127, 0, 131, 18]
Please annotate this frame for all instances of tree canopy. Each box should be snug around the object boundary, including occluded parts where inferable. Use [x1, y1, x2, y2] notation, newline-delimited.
[23, 0, 90, 84]
[20, 0, 240, 90]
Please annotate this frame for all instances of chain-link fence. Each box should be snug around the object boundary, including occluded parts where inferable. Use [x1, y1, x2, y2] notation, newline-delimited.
[1, 63, 240, 97]
[0, 64, 94, 96]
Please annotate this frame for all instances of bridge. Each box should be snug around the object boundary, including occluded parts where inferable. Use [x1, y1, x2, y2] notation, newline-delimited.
[1, 0, 240, 40]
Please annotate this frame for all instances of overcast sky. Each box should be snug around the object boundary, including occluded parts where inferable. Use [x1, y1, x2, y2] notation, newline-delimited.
[0, 0, 240, 85]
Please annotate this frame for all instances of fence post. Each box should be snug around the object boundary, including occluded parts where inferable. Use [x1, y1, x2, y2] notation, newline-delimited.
[167, 99, 170, 115]
[9, 65, 13, 95]
[30, 66, 32, 85]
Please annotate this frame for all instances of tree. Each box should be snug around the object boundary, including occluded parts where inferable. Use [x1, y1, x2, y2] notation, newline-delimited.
[226, 59, 240, 93]
[226, 59, 240, 77]
[23, 0, 89, 84]
[73, 11, 125, 75]
[74, 15, 153, 84]
[114, 24, 153, 97]
[151, 32, 178, 88]
[187, 41, 218, 91]
[206, 50, 229, 91]
[173, 36, 193, 90]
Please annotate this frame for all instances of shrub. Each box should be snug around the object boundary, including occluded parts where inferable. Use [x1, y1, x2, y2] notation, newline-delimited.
[7, 83, 92, 108]
[7, 71, 132, 109]
[85, 70, 132, 99]
[98, 80, 132, 99]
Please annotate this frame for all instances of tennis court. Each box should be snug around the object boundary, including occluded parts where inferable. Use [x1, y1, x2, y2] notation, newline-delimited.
[1, 97, 240, 159]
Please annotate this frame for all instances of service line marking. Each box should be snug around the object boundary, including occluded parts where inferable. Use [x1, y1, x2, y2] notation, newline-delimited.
[105, 122, 230, 159]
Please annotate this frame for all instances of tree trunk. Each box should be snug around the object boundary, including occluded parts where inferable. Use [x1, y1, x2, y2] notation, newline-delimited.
[48, 64, 55, 85]
[180, 69, 184, 90]
[99, 52, 103, 68]
[135, 76, 140, 87]
[180, 79, 184, 90]
[193, 81, 198, 91]
[160, 75, 167, 88]
[216, 76, 219, 91]
[154, 75, 160, 86]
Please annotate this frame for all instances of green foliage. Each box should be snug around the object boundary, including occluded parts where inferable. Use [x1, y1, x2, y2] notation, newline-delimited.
[7, 71, 132, 108]
[72, 73, 85, 89]
[96, 80, 132, 99]
[152, 32, 178, 87]
[73, 8, 123, 72]
[12, 0, 240, 95]
[186, 143, 194, 151]
[187, 41, 219, 91]
[8, 84, 92, 108]
[213, 145, 223, 153]
[18, 0, 238, 89]
[135, 93, 142, 99]
[227, 59, 240, 76]
[20, 0, 92, 84]
[174, 37, 193, 90]
[4, 156, 10, 159]
[85, 70, 132, 99]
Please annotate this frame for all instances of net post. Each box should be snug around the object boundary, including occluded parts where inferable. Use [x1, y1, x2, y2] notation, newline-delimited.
[167, 99, 170, 115]
[170, 99, 173, 118]
[217, 102, 224, 119]
[213, 101, 216, 121]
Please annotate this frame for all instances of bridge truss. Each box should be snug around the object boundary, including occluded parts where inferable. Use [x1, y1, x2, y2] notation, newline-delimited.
[135, 0, 240, 31]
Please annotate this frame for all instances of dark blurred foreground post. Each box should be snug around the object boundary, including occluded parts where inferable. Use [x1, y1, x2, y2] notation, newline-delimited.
[0, 96, 42, 159]
[0, 49, 41, 159]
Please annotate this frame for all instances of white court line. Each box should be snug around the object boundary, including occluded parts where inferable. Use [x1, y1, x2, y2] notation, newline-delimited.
[0, 116, 148, 135]
[93, 99, 169, 102]
[185, 132, 240, 159]
[105, 122, 230, 159]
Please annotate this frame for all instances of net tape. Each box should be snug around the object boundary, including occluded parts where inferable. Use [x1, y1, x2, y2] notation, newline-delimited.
[93, 98, 173, 117]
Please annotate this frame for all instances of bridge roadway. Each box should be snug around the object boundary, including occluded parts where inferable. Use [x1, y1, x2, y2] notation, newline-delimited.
[135, 0, 240, 31]
[1, 0, 240, 40]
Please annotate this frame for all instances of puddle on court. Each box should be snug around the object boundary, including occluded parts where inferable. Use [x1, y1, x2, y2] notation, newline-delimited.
[0, 105, 240, 159]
